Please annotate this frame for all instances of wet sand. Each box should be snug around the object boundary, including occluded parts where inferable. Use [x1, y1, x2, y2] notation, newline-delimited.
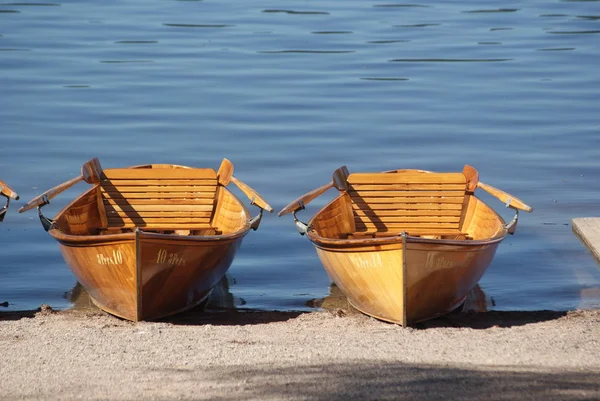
[1, 305, 599, 401]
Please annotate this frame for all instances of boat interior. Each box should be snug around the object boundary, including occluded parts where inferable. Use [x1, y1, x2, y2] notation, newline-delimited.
[309, 170, 506, 242]
[53, 165, 249, 237]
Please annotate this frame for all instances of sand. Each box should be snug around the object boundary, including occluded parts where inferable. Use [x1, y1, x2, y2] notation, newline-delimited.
[1, 305, 600, 400]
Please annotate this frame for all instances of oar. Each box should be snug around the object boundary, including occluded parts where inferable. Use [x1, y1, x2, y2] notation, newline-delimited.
[278, 166, 350, 217]
[0, 180, 19, 200]
[217, 158, 273, 213]
[462, 165, 533, 212]
[18, 158, 104, 213]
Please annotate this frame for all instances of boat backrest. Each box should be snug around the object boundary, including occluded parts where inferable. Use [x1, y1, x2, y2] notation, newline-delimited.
[97, 167, 218, 231]
[346, 171, 468, 236]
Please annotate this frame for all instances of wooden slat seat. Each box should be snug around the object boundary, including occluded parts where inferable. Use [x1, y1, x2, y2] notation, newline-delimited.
[347, 171, 468, 237]
[98, 168, 218, 231]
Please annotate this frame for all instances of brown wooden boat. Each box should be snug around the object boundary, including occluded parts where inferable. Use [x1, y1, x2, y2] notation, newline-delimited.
[279, 165, 532, 326]
[19, 158, 272, 321]
[0, 180, 19, 224]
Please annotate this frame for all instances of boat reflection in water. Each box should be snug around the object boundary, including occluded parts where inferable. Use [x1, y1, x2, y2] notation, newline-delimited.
[67, 273, 243, 315]
[309, 283, 492, 317]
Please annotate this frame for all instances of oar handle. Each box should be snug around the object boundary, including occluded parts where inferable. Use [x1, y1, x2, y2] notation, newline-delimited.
[230, 176, 273, 213]
[278, 181, 334, 217]
[0, 180, 19, 200]
[477, 182, 533, 212]
[18, 175, 83, 213]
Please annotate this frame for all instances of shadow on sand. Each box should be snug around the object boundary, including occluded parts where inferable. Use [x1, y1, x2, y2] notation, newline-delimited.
[186, 361, 600, 400]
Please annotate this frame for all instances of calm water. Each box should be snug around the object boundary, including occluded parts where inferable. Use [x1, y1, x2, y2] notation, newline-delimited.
[1, 0, 600, 314]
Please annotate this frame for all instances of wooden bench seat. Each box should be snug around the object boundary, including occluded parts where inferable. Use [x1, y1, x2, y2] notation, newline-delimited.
[346, 171, 469, 237]
[98, 167, 219, 231]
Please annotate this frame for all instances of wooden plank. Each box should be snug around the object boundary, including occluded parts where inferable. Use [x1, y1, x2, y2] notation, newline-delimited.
[348, 183, 466, 191]
[104, 197, 214, 206]
[103, 168, 216, 180]
[106, 210, 212, 218]
[354, 216, 460, 224]
[349, 196, 465, 204]
[355, 222, 459, 230]
[353, 209, 462, 217]
[351, 202, 463, 211]
[104, 203, 214, 212]
[573, 217, 600, 266]
[354, 229, 464, 236]
[102, 186, 216, 194]
[350, 190, 466, 198]
[348, 172, 466, 185]
[102, 190, 216, 197]
[107, 223, 213, 229]
[102, 179, 217, 186]
[108, 217, 211, 225]
[351, 203, 462, 211]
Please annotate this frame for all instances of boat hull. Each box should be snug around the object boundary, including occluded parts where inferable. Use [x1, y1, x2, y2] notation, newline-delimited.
[55, 230, 245, 321]
[313, 238, 501, 324]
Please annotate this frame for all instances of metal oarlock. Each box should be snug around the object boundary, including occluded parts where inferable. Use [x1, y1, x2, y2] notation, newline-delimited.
[37, 194, 54, 232]
[0, 193, 9, 223]
[292, 209, 309, 235]
[505, 209, 519, 235]
[249, 208, 264, 231]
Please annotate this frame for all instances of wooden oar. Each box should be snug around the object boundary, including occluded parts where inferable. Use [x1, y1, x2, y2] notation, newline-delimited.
[278, 166, 350, 217]
[18, 158, 103, 213]
[0, 180, 19, 200]
[462, 165, 533, 212]
[217, 158, 273, 213]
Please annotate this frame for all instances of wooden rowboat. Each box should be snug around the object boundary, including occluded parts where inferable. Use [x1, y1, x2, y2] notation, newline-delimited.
[279, 165, 532, 326]
[19, 158, 272, 321]
[0, 180, 19, 224]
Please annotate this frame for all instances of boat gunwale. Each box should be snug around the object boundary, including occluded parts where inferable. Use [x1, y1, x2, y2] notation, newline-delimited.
[48, 163, 254, 246]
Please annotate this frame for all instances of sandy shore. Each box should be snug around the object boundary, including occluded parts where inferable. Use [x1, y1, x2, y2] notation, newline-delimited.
[1, 305, 599, 401]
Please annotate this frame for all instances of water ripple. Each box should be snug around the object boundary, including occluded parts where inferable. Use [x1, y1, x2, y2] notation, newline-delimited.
[115, 40, 159, 44]
[262, 9, 329, 15]
[1, 2, 60, 5]
[373, 4, 430, 7]
[259, 50, 355, 54]
[394, 23, 441, 28]
[0, 9, 20, 13]
[463, 9, 519, 13]
[311, 31, 353, 35]
[389, 58, 512, 62]
[163, 23, 235, 28]
[100, 60, 154, 63]
[549, 30, 600, 34]
[537, 47, 576, 51]
[367, 40, 410, 44]
[360, 77, 409, 81]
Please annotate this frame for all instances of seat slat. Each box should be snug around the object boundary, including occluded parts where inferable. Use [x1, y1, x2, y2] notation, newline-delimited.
[104, 203, 214, 212]
[351, 202, 463, 211]
[103, 179, 217, 186]
[354, 216, 461, 224]
[348, 183, 467, 191]
[102, 185, 217, 193]
[103, 168, 217, 180]
[100, 167, 218, 230]
[350, 190, 465, 198]
[348, 172, 466, 185]
[347, 171, 468, 236]
[106, 210, 213, 218]
[350, 196, 465, 204]
[353, 209, 462, 217]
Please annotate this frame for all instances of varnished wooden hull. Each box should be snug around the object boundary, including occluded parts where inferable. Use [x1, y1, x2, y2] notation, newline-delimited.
[52, 229, 245, 321]
[302, 169, 513, 326]
[41, 162, 261, 321]
[312, 236, 502, 324]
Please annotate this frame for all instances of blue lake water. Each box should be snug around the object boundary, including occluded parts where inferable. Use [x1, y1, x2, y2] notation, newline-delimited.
[1, 0, 600, 314]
